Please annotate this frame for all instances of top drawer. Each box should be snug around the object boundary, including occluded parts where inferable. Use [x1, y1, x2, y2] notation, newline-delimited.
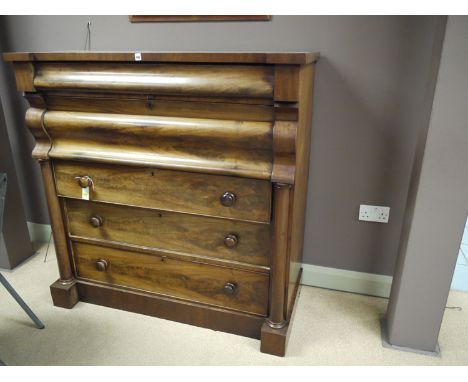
[54, 161, 272, 223]
[34, 63, 274, 100]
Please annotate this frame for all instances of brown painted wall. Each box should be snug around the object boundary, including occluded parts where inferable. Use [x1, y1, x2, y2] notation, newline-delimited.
[0, 15, 445, 275]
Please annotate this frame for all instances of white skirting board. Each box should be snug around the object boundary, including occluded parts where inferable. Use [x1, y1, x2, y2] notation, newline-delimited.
[301, 263, 393, 298]
[27, 221, 393, 298]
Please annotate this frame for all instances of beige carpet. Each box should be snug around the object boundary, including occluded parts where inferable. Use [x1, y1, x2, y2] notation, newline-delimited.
[1, 242, 467, 365]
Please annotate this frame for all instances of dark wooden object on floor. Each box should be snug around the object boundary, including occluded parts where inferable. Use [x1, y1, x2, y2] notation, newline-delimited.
[4, 51, 318, 357]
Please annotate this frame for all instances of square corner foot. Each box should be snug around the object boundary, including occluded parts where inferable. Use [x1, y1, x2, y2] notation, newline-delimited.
[50, 279, 79, 309]
[260, 321, 290, 357]
[380, 318, 441, 357]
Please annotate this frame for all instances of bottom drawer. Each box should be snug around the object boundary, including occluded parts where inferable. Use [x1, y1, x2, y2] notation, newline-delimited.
[72, 242, 269, 316]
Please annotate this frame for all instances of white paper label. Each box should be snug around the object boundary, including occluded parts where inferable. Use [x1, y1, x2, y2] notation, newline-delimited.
[134, 52, 142, 61]
[82, 186, 90, 200]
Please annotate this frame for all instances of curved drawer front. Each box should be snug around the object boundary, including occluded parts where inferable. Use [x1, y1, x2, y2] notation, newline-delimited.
[26, 108, 273, 180]
[43, 111, 273, 150]
[55, 161, 272, 223]
[66, 199, 271, 267]
[34, 63, 274, 99]
[35, 110, 274, 179]
[72, 241, 269, 316]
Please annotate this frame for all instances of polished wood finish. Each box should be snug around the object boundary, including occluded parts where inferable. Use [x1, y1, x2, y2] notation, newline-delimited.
[50, 142, 272, 180]
[34, 107, 274, 179]
[266, 184, 291, 329]
[41, 110, 273, 150]
[273, 121, 297, 154]
[24, 107, 50, 160]
[34, 63, 274, 99]
[40, 161, 74, 283]
[7, 51, 318, 357]
[3, 51, 320, 65]
[260, 321, 289, 357]
[274, 65, 300, 102]
[38, 92, 277, 122]
[261, 268, 302, 356]
[50, 279, 79, 309]
[72, 241, 269, 316]
[271, 155, 296, 185]
[11, 62, 35, 92]
[65, 199, 271, 267]
[271, 120, 297, 185]
[286, 65, 316, 316]
[129, 15, 272, 23]
[70, 235, 268, 274]
[55, 161, 272, 223]
[77, 279, 264, 339]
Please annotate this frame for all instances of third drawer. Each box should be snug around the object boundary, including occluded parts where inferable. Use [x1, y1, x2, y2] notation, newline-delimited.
[72, 241, 269, 316]
[65, 199, 271, 267]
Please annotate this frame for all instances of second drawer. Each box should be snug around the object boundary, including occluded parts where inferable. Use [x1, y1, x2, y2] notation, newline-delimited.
[66, 199, 271, 267]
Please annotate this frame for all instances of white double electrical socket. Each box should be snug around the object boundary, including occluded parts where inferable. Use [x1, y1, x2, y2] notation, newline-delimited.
[359, 204, 390, 223]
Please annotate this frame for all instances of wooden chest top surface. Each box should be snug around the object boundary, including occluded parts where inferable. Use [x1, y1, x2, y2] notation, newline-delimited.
[3, 51, 320, 64]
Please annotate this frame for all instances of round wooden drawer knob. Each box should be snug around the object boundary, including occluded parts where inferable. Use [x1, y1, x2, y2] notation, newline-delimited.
[224, 234, 238, 248]
[220, 191, 236, 207]
[223, 282, 237, 296]
[89, 215, 103, 228]
[75, 176, 93, 189]
[95, 259, 109, 272]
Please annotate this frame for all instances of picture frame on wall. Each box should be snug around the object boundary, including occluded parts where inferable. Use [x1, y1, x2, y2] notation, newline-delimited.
[129, 16, 272, 23]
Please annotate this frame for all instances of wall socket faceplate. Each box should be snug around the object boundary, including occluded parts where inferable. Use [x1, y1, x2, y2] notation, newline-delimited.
[359, 204, 390, 223]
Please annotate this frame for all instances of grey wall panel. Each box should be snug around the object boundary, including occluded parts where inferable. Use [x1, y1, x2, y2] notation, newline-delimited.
[0, 15, 445, 275]
[387, 16, 468, 352]
[0, 79, 33, 269]
[0, 19, 48, 224]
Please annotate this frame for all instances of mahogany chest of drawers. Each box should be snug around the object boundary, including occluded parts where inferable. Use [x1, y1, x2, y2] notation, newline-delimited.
[4, 51, 319, 356]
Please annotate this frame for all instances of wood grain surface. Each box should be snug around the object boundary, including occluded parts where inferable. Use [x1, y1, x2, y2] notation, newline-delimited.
[11, 62, 35, 92]
[54, 160, 272, 223]
[6, 51, 318, 356]
[42, 110, 273, 150]
[66, 199, 271, 267]
[72, 241, 269, 316]
[33, 108, 274, 179]
[34, 63, 274, 99]
[3, 51, 320, 65]
[286, 64, 316, 316]
[24, 107, 50, 160]
[42, 91, 276, 122]
[77, 280, 265, 339]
